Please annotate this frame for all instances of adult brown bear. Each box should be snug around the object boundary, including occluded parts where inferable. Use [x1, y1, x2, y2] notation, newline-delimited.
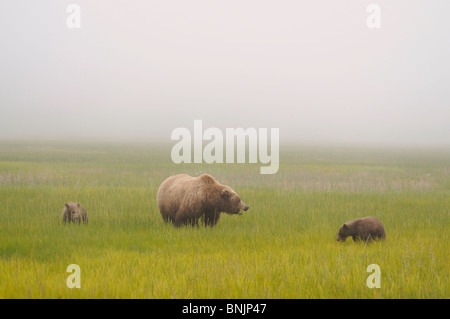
[157, 174, 249, 227]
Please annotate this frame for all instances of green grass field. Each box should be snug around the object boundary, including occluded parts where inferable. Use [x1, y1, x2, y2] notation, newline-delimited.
[0, 141, 448, 298]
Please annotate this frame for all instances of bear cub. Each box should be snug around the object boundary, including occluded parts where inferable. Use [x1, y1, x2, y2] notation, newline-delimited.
[337, 216, 385, 242]
[62, 202, 88, 224]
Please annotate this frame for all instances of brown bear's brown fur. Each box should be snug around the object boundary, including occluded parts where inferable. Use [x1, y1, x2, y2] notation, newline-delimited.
[157, 174, 249, 227]
[337, 216, 385, 242]
[62, 202, 88, 224]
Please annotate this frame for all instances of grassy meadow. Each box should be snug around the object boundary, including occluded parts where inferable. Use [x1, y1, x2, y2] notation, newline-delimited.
[0, 140, 448, 298]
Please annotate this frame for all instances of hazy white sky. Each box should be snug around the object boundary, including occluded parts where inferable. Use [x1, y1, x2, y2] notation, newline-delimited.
[0, 0, 449, 144]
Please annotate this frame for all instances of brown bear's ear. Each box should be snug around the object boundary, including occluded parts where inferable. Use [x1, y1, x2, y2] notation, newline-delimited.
[221, 188, 230, 198]
[77, 203, 81, 207]
[343, 223, 348, 229]
[65, 203, 69, 208]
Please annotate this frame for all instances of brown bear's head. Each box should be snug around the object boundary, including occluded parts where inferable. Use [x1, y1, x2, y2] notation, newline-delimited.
[65, 202, 81, 221]
[336, 223, 350, 242]
[219, 187, 249, 215]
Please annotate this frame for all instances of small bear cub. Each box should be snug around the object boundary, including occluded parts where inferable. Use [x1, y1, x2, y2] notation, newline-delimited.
[337, 216, 385, 242]
[62, 202, 88, 224]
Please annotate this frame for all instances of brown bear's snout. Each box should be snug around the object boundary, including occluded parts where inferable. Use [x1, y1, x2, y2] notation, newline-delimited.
[236, 202, 249, 215]
[239, 202, 249, 213]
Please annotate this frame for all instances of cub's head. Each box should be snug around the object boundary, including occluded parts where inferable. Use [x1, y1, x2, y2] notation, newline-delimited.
[219, 186, 249, 215]
[65, 202, 81, 221]
[336, 223, 350, 242]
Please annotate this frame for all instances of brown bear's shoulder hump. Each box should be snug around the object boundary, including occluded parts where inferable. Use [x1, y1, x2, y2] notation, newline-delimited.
[198, 174, 217, 184]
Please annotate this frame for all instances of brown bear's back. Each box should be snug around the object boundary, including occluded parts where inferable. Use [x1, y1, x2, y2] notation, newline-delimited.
[348, 216, 386, 241]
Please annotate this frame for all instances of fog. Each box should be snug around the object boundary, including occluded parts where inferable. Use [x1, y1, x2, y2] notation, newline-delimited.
[1, 0, 449, 144]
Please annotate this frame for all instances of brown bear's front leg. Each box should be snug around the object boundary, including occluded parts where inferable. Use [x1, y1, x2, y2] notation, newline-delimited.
[174, 215, 186, 227]
[174, 208, 194, 227]
[204, 211, 220, 227]
[186, 218, 199, 227]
